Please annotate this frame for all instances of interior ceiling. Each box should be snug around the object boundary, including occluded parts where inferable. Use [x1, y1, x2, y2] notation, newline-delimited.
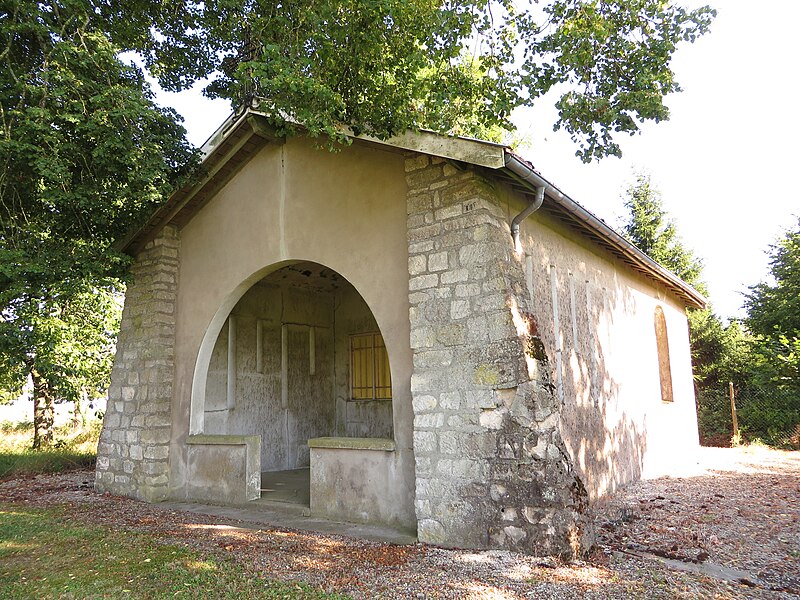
[258, 261, 346, 294]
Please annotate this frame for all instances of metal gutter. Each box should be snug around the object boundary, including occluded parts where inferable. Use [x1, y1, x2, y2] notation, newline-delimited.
[510, 184, 544, 252]
[503, 152, 707, 309]
[505, 153, 550, 251]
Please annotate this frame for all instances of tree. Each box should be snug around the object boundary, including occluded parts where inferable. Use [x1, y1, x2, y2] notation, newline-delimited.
[1, 1, 195, 445]
[745, 220, 800, 343]
[621, 173, 705, 291]
[1, 2, 196, 296]
[0, 285, 122, 447]
[107, 0, 715, 161]
[620, 173, 737, 392]
[687, 311, 756, 391]
[618, 175, 800, 445]
[745, 220, 800, 392]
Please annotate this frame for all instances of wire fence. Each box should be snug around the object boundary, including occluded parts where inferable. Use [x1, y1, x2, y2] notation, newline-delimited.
[696, 385, 800, 449]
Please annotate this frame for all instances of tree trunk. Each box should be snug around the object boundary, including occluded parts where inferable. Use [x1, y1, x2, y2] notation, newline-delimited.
[72, 388, 87, 429]
[32, 371, 55, 450]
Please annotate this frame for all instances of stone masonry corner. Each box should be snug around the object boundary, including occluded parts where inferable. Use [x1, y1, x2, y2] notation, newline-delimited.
[95, 225, 178, 502]
[405, 153, 593, 559]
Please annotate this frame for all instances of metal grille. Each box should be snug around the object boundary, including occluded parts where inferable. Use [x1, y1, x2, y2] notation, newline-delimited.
[350, 333, 391, 400]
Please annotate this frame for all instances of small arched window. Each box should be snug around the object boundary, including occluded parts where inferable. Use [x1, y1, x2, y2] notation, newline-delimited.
[654, 306, 673, 403]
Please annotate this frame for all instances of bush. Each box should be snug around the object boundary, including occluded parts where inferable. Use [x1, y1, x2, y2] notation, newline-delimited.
[0, 419, 34, 434]
[696, 389, 734, 446]
[737, 388, 800, 448]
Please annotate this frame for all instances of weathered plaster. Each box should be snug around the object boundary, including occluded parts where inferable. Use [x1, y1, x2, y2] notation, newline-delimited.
[309, 437, 396, 451]
[516, 204, 700, 500]
[185, 433, 261, 503]
[168, 137, 415, 526]
[202, 267, 393, 471]
[203, 281, 335, 471]
[309, 437, 414, 529]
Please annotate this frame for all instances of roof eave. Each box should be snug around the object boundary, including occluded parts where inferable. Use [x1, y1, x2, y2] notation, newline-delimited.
[119, 106, 708, 310]
[501, 152, 707, 310]
[117, 109, 280, 254]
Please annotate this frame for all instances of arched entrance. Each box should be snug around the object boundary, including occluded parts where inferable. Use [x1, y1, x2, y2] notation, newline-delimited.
[193, 261, 395, 507]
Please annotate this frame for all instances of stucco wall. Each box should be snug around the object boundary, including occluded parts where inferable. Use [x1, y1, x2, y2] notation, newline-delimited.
[168, 136, 415, 527]
[309, 438, 411, 530]
[518, 206, 700, 499]
[203, 281, 335, 470]
[333, 286, 394, 439]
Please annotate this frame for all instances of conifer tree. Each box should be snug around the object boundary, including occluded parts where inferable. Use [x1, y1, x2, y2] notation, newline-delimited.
[621, 173, 705, 292]
[745, 221, 800, 392]
[620, 173, 741, 393]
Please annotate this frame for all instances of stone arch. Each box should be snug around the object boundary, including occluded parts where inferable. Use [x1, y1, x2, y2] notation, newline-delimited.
[190, 260, 397, 470]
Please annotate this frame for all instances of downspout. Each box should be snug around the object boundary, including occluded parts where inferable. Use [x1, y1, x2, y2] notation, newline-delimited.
[506, 153, 550, 251]
[511, 185, 544, 251]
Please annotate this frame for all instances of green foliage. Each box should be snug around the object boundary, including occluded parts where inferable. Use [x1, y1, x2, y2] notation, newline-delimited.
[1, 1, 197, 445]
[736, 390, 800, 448]
[693, 220, 800, 448]
[696, 387, 800, 449]
[744, 221, 800, 395]
[0, 282, 122, 447]
[0, 286, 122, 405]
[618, 173, 726, 390]
[0, 506, 350, 599]
[616, 173, 792, 447]
[687, 313, 757, 391]
[772, 336, 800, 388]
[529, 0, 715, 160]
[0, 1, 196, 295]
[745, 221, 800, 340]
[112, 0, 714, 162]
[721, 221, 800, 450]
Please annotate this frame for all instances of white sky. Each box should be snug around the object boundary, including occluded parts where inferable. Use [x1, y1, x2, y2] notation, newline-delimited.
[152, 0, 799, 320]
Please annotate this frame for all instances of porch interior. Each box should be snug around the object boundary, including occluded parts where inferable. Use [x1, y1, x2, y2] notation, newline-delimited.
[259, 467, 310, 506]
[201, 261, 395, 506]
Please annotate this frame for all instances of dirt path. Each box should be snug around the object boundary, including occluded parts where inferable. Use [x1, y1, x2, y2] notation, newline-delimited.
[1, 446, 798, 599]
[597, 446, 800, 598]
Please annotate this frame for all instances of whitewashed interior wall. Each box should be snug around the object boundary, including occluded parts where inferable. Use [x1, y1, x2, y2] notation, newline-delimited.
[204, 265, 394, 471]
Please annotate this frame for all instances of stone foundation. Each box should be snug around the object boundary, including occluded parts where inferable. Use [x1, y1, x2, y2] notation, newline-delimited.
[405, 154, 593, 558]
[95, 226, 178, 502]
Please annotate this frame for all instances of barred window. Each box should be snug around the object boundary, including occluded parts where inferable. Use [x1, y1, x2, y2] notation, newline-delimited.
[350, 333, 392, 400]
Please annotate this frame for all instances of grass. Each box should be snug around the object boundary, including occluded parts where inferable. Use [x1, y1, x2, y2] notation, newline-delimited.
[0, 505, 349, 599]
[0, 420, 100, 480]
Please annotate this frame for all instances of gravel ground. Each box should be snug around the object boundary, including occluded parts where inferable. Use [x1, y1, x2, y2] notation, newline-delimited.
[1, 446, 798, 599]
